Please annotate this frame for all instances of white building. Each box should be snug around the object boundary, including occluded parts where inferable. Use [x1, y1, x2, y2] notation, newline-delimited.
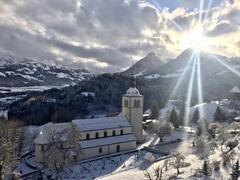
[34, 78, 143, 166]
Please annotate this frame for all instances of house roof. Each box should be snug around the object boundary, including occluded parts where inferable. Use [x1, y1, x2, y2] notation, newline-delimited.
[72, 116, 131, 132]
[79, 134, 136, 149]
[230, 86, 240, 93]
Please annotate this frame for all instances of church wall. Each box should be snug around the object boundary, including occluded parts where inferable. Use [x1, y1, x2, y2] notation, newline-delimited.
[79, 140, 136, 160]
[35, 144, 46, 163]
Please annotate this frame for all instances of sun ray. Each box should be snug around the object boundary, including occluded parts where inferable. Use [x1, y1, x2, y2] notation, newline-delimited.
[196, 52, 209, 135]
[150, 0, 184, 32]
[198, 0, 204, 24]
[197, 52, 204, 116]
[211, 55, 240, 77]
[203, 0, 214, 22]
[184, 54, 197, 126]
[169, 52, 195, 99]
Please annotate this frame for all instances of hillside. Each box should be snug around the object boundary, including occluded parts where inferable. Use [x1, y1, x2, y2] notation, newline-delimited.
[0, 54, 91, 87]
[6, 49, 240, 125]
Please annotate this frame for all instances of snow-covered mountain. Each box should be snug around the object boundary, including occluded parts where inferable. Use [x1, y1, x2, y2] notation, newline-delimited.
[124, 49, 240, 80]
[0, 55, 91, 87]
[122, 52, 166, 76]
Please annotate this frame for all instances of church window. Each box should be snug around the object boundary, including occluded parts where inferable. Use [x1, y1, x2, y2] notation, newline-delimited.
[134, 99, 140, 108]
[73, 155, 77, 161]
[104, 131, 107, 137]
[120, 129, 124, 135]
[124, 99, 128, 107]
[99, 147, 102, 153]
[112, 130, 116, 136]
[95, 132, 99, 138]
[41, 145, 44, 151]
[116, 145, 120, 152]
[86, 133, 90, 140]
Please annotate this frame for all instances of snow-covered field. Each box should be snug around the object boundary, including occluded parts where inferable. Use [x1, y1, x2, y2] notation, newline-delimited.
[0, 85, 68, 94]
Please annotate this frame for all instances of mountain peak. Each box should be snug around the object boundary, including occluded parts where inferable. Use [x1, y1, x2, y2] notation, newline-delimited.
[122, 52, 166, 76]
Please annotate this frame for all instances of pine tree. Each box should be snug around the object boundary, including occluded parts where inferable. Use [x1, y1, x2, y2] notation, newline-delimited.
[202, 160, 211, 176]
[169, 108, 179, 128]
[150, 101, 160, 119]
[192, 108, 200, 123]
[214, 106, 222, 122]
[179, 102, 185, 126]
[231, 160, 240, 180]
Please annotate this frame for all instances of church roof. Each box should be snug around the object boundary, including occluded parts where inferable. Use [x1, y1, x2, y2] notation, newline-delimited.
[72, 116, 131, 132]
[230, 86, 240, 93]
[34, 122, 71, 144]
[125, 87, 142, 97]
[79, 134, 136, 149]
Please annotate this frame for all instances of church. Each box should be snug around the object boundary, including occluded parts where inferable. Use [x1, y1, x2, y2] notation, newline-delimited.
[33, 78, 144, 166]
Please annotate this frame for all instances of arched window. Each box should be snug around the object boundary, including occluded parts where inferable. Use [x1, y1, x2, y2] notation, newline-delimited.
[104, 131, 107, 137]
[120, 129, 124, 135]
[134, 99, 140, 108]
[116, 145, 120, 152]
[95, 132, 99, 138]
[86, 133, 90, 140]
[124, 99, 128, 107]
[99, 147, 102, 153]
[112, 130, 116, 136]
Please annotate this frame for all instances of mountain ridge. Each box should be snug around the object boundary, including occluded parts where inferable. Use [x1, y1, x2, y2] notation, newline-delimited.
[0, 54, 91, 87]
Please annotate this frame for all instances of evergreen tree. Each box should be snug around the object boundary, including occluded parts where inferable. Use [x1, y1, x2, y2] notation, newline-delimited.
[214, 106, 222, 122]
[179, 102, 185, 126]
[231, 160, 240, 180]
[192, 108, 200, 123]
[202, 160, 211, 176]
[169, 108, 179, 128]
[150, 101, 160, 119]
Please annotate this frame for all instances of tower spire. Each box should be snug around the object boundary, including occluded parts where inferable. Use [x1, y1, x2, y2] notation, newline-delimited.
[130, 66, 136, 88]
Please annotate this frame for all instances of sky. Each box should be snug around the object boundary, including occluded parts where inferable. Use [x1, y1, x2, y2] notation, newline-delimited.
[0, 0, 239, 73]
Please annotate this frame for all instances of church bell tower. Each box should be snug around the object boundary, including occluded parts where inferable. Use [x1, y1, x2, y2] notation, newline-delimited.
[122, 74, 143, 143]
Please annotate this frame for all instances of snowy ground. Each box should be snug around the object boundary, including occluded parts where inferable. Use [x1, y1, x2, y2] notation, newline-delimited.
[0, 85, 68, 94]
[99, 130, 240, 180]
[17, 125, 239, 179]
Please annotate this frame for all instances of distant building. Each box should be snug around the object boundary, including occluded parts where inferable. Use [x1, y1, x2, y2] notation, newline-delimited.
[228, 86, 240, 110]
[34, 75, 143, 167]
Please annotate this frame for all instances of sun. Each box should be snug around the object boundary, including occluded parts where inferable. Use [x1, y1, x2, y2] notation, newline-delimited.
[181, 28, 210, 52]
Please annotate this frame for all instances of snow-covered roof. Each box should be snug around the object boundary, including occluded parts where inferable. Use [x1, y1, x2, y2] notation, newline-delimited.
[230, 86, 240, 93]
[34, 122, 71, 144]
[124, 87, 142, 97]
[79, 134, 136, 149]
[72, 116, 131, 132]
[234, 116, 240, 121]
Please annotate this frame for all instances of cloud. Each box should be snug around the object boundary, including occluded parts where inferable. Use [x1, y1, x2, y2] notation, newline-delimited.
[0, 0, 239, 73]
[206, 21, 239, 36]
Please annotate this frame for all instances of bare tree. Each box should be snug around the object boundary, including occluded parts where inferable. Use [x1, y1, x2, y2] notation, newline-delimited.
[0, 119, 22, 180]
[169, 153, 186, 175]
[153, 121, 173, 142]
[217, 127, 230, 152]
[42, 123, 82, 177]
[230, 122, 240, 133]
[208, 123, 221, 139]
[144, 165, 164, 180]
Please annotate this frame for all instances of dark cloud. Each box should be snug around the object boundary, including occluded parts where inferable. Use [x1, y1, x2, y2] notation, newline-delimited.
[0, 0, 238, 73]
